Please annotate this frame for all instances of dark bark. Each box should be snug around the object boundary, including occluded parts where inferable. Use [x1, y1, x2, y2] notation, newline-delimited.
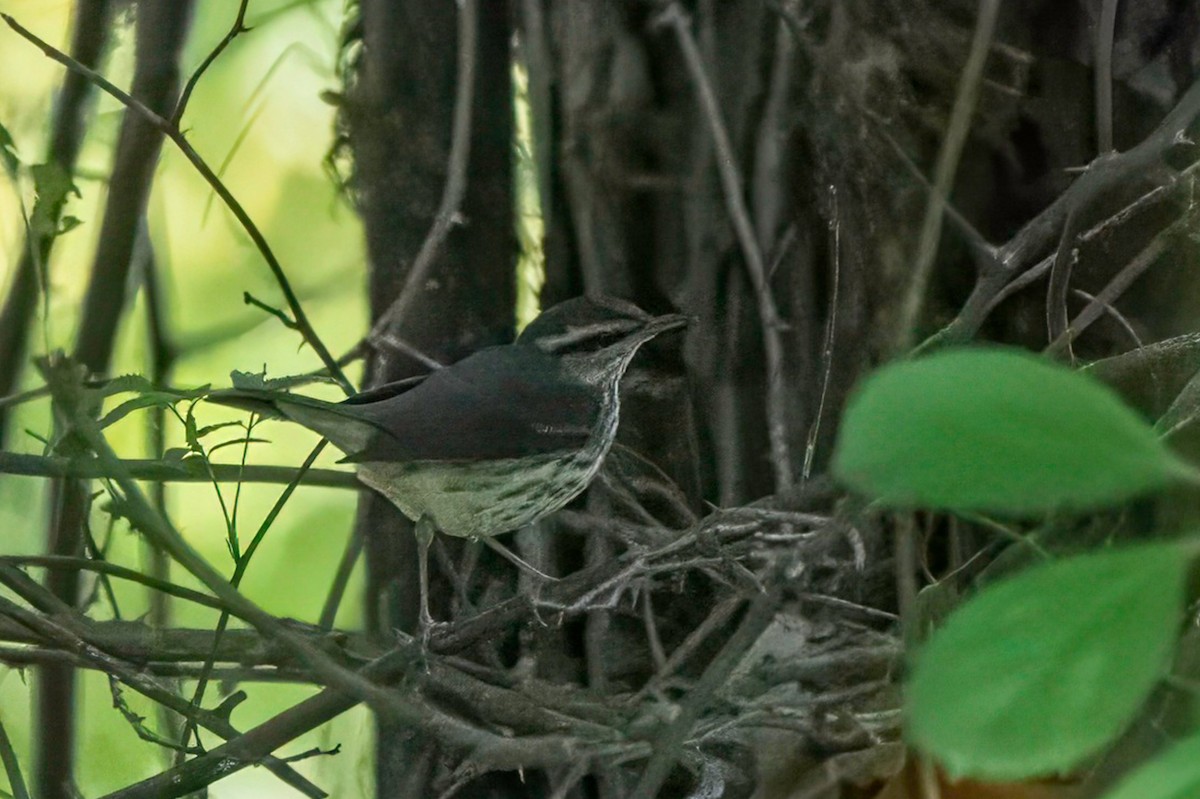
[342, 0, 516, 794]
[36, 4, 194, 798]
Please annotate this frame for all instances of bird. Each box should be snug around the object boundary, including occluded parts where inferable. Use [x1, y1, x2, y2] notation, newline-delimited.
[206, 295, 688, 637]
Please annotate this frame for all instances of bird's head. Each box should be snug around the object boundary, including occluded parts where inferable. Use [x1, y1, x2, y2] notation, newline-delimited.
[517, 295, 688, 384]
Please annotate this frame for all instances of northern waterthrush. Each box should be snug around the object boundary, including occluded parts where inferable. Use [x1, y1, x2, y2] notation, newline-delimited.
[207, 295, 687, 633]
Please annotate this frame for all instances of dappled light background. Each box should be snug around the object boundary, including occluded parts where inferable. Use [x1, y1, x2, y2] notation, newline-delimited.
[0, 1, 373, 795]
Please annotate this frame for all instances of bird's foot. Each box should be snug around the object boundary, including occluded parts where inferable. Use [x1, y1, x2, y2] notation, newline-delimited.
[418, 609, 448, 651]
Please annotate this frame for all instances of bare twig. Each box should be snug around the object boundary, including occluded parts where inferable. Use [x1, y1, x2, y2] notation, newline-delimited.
[1095, 0, 1119, 154]
[1071, 288, 1143, 348]
[42, 359, 398, 711]
[1045, 209, 1080, 355]
[0, 590, 324, 797]
[35, 7, 195, 792]
[932, 78, 1200, 346]
[628, 589, 781, 799]
[100, 639, 636, 799]
[1046, 218, 1186, 355]
[641, 592, 667, 670]
[0, 13, 353, 394]
[2, 556, 226, 613]
[171, 0, 251, 125]
[980, 159, 1200, 318]
[632, 595, 742, 702]
[896, 0, 1001, 350]
[0, 719, 30, 799]
[803, 186, 841, 481]
[369, 0, 478, 345]
[244, 291, 299, 329]
[656, 2, 793, 491]
[319, 527, 363, 630]
[0, 450, 357, 488]
[179, 439, 327, 752]
[0, 647, 311, 682]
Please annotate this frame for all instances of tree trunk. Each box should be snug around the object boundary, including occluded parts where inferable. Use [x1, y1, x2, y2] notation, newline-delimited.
[342, 0, 516, 794]
[36, 4, 193, 797]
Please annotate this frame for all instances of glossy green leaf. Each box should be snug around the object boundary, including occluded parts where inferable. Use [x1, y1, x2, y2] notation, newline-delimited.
[907, 543, 1189, 780]
[1101, 732, 1200, 799]
[832, 347, 1194, 514]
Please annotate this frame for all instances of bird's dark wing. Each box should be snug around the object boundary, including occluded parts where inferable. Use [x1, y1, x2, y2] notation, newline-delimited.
[206, 388, 391, 455]
[343, 345, 599, 462]
[341, 374, 428, 405]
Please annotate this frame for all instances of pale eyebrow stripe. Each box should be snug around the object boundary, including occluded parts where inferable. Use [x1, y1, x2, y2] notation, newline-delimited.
[535, 320, 639, 351]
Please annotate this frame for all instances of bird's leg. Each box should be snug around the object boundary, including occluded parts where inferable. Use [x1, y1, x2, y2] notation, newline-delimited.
[415, 515, 439, 647]
[455, 539, 482, 613]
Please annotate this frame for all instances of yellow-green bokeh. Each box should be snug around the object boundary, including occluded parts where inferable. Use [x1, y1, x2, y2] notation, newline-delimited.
[0, 1, 370, 795]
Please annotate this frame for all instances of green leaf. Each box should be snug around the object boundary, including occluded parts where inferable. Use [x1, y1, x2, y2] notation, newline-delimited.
[94, 374, 209, 401]
[1100, 732, 1200, 799]
[98, 393, 185, 430]
[184, 403, 203, 455]
[28, 161, 80, 239]
[907, 542, 1190, 780]
[194, 420, 244, 439]
[832, 347, 1193, 515]
[229, 369, 328, 392]
[206, 436, 270, 456]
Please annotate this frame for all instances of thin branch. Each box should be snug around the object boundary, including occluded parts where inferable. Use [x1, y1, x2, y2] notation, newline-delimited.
[180, 439, 326, 752]
[319, 527, 363, 630]
[803, 185, 841, 481]
[1046, 218, 1186, 355]
[0, 621, 350, 666]
[931, 78, 1200, 346]
[1045, 208, 1079, 354]
[631, 595, 741, 703]
[1095, 0, 1119, 154]
[0, 591, 324, 797]
[0, 719, 30, 799]
[896, 0, 1001, 350]
[0, 451, 357, 488]
[41, 359, 402, 713]
[981, 158, 1200, 317]
[1, 556, 226, 613]
[1071, 287, 1143, 349]
[0, 13, 353, 395]
[368, 0, 478, 344]
[656, 2, 793, 491]
[628, 589, 781, 799]
[171, 0, 251, 125]
[0, 647, 311, 682]
[243, 291, 298, 329]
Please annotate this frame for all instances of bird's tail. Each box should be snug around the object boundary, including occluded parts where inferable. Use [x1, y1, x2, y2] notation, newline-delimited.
[205, 389, 381, 455]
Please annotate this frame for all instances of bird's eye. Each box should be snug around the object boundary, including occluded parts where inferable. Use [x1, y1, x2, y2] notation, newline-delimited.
[586, 331, 631, 350]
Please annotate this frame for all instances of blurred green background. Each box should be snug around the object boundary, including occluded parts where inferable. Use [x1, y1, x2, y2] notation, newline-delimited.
[0, 1, 378, 795]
